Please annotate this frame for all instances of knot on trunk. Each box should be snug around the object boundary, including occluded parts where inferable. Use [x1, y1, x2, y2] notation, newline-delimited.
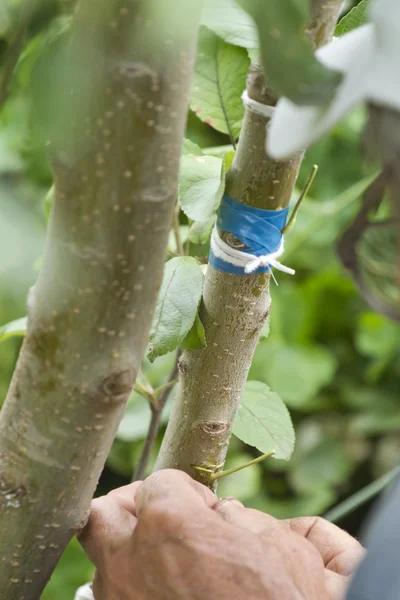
[100, 369, 135, 402]
[200, 422, 228, 436]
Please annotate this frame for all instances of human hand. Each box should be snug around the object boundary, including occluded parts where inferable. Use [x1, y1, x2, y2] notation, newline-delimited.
[78, 469, 364, 600]
[286, 515, 365, 599]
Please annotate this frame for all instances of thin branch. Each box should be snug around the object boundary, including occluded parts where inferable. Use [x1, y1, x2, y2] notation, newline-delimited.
[153, 377, 179, 404]
[337, 171, 387, 273]
[133, 353, 180, 481]
[173, 203, 184, 255]
[155, 2, 343, 488]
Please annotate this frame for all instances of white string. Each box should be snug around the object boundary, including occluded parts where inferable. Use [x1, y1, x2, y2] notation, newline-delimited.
[211, 227, 295, 276]
[242, 90, 275, 119]
[75, 583, 94, 600]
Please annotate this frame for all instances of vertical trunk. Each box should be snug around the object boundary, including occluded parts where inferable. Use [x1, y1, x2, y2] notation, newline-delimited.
[0, 1, 203, 598]
[156, 0, 343, 487]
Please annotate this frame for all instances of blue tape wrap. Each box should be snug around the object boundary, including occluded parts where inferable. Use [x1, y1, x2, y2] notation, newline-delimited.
[209, 194, 289, 275]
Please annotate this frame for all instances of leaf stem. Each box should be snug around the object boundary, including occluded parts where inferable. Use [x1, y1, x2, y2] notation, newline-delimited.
[153, 378, 179, 398]
[282, 165, 318, 234]
[210, 450, 276, 481]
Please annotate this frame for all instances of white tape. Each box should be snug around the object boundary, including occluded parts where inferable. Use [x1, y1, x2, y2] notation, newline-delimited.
[242, 90, 276, 119]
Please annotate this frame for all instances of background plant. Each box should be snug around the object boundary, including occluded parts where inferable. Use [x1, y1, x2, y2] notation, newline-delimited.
[0, 1, 399, 598]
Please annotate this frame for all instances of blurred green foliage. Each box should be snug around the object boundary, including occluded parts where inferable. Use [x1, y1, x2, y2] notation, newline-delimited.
[0, 1, 398, 599]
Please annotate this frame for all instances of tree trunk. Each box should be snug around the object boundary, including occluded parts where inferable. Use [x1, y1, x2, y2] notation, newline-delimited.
[0, 0, 203, 598]
[156, 0, 343, 487]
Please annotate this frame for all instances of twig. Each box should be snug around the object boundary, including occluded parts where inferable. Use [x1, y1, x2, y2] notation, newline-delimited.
[210, 450, 275, 481]
[133, 353, 180, 481]
[281, 165, 318, 234]
[173, 203, 184, 255]
[153, 378, 179, 404]
[337, 170, 387, 273]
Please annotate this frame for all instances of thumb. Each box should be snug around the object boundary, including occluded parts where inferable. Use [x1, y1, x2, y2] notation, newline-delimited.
[134, 469, 217, 520]
[78, 482, 142, 566]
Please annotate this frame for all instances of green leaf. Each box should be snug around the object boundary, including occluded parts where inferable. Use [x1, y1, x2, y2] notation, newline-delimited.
[290, 438, 355, 492]
[249, 341, 337, 408]
[185, 111, 228, 149]
[106, 439, 136, 476]
[117, 395, 153, 442]
[237, 0, 342, 105]
[148, 258, 204, 362]
[182, 138, 204, 156]
[188, 218, 215, 245]
[201, 0, 259, 48]
[202, 145, 236, 171]
[233, 381, 295, 460]
[203, 144, 235, 158]
[336, 0, 371, 36]
[355, 312, 400, 358]
[259, 318, 270, 341]
[168, 225, 188, 254]
[350, 407, 400, 436]
[179, 154, 225, 221]
[0, 317, 27, 343]
[249, 486, 335, 519]
[285, 175, 377, 262]
[224, 150, 236, 171]
[180, 313, 207, 350]
[191, 27, 250, 139]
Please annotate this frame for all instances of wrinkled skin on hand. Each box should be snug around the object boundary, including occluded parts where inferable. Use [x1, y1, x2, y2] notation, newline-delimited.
[79, 470, 364, 600]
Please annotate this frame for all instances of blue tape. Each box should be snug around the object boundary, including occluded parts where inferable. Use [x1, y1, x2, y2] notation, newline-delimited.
[209, 194, 289, 275]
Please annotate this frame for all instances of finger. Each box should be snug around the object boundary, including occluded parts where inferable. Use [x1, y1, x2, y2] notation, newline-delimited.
[287, 517, 365, 576]
[324, 569, 350, 600]
[134, 469, 217, 521]
[214, 497, 279, 535]
[78, 484, 141, 566]
[106, 481, 143, 515]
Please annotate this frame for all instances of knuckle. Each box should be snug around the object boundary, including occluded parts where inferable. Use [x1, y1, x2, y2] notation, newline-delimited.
[142, 499, 179, 529]
[147, 469, 192, 488]
[84, 498, 111, 537]
[90, 498, 109, 522]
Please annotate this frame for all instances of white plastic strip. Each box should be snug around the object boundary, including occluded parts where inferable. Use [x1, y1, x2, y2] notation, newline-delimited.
[242, 90, 276, 119]
[210, 227, 295, 276]
[75, 583, 94, 600]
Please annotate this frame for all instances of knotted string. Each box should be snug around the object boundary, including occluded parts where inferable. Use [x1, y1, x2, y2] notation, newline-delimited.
[209, 195, 294, 277]
[75, 583, 94, 600]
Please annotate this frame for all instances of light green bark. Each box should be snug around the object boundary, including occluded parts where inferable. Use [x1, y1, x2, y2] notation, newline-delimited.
[156, 0, 343, 488]
[0, 0, 203, 597]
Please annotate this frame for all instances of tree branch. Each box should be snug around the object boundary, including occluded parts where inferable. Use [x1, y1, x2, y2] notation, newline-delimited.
[133, 354, 180, 482]
[310, 0, 344, 48]
[0, 0, 203, 597]
[155, 1, 342, 487]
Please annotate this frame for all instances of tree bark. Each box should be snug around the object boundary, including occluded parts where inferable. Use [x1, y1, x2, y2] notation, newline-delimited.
[310, 0, 344, 48]
[0, 0, 202, 598]
[156, 0, 343, 487]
